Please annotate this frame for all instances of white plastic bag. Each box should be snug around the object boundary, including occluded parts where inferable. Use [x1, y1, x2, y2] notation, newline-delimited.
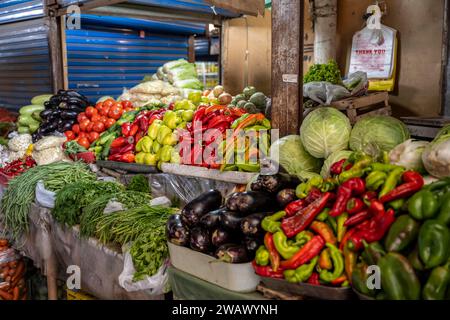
[35, 181, 56, 208]
[118, 251, 169, 295]
[149, 196, 172, 207]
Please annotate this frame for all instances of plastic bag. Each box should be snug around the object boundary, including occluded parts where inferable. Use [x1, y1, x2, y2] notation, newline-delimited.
[303, 82, 351, 105]
[343, 71, 369, 96]
[33, 136, 66, 151]
[118, 251, 169, 295]
[35, 181, 56, 208]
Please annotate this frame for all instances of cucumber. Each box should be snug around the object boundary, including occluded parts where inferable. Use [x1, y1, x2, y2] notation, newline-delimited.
[19, 105, 45, 116]
[31, 94, 52, 106]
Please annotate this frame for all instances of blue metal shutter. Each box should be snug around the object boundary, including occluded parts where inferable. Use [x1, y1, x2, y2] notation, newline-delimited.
[66, 16, 197, 102]
[195, 38, 209, 57]
[0, 18, 52, 110]
[0, 0, 44, 25]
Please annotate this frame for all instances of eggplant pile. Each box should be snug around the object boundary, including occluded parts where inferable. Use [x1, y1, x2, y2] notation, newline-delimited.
[32, 90, 89, 142]
[167, 182, 294, 264]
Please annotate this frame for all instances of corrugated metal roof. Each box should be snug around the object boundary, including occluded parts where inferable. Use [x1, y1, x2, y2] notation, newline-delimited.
[0, 18, 52, 110]
[80, 14, 206, 35]
[195, 38, 209, 56]
[57, 0, 238, 17]
[66, 19, 189, 101]
[0, 0, 44, 25]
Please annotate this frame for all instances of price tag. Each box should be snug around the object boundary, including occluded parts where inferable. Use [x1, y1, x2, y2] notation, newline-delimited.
[282, 74, 298, 83]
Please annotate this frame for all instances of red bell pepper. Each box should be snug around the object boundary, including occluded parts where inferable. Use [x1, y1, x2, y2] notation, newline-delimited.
[109, 143, 134, 156]
[329, 178, 366, 217]
[284, 199, 308, 217]
[110, 137, 127, 148]
[264, 233, 280, 272]
[128, 124, 139, 137]
[379, 171, 424, 203]
[148, 114, 163, 126]
[121, 123, 131, 136]
[193, 106, 206, 123]
[252, 261, 284, 279]
[281, 192, 332, 238]
[120, 152, 135, 163]
[280, 235, 325, 269]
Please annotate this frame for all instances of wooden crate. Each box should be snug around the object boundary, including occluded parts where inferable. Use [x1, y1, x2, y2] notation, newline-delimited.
[66, 288, 96, 300]
[331, 92, 391, 124]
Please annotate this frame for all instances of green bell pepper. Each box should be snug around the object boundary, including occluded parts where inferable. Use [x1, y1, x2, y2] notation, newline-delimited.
[361, 241, 385, 265]
[422, 263, 450, 300]
[255, 246, 270, 266]
[261, 211, 286, 233]
[407, 246, 425, 271]
[316, 208, 330, 222]
[407, 189, 439, 220]
[156, 125, 172, 145]
[384, 215, 420, 252]
[284, 257, 318, 283]
[378, 252, 421, 300]
[436, 192, 450, 226]
[351, 263, 376, 297]
[273, 231, 300, 260]
[319, 243, 344, 283]
[418, 220, 450, 269]
[163, 110, 181, 129]
[148, 119, 162, 140]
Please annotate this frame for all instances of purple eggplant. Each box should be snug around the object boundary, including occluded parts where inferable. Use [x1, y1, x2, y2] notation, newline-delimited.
[199, 207, 225, 230]
[181, 190, 223, 227]
[276, 188, 297, 207]
[243, 237, 260, 258]
[221, 210, 246, 231]
[250, 173, 300, 194]
[240, 212, 267, 236]
[166, 214, 190, 247]
[211, 228, 235, 248]
[189, 227, 212, 253]
[215, 244, 250, 264]
[225, 191, 275, 214]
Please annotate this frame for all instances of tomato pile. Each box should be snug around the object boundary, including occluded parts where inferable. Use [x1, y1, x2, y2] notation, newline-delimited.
[64, 99, 133, 149]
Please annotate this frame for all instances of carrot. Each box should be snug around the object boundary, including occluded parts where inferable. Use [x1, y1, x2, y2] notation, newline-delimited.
[0, 288, 13, 300]
[12, 286, 19, 300]
[0, 239, 8, 246]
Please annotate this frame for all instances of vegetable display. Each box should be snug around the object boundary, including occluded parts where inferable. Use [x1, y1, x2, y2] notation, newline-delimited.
[304, 60, 343, 85]
[17, 94, 51, 134]
[229, 86, 269, 115]
[0, 240, 27, 300]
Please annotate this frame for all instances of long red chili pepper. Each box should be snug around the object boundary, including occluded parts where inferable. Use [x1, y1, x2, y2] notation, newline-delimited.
[280, 235, 325, 269]
[344, 210, 371, 227]
[252, 261, 284, 278]
[307, 272, 320, 285]
[329, 178, 366, 217]
[281, 192, 332, 238]
[310, 221, 337, 245]
[379, 171, 424, 203]
[284, 199, 308, 217]
[330, 159, 347, 176]
[264, 233, 280, 272]
[346, 197, 365, 215]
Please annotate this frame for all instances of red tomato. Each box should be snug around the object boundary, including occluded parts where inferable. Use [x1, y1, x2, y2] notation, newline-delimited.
[95, 102, 103, 110]
[85, 106, 98, 119]
[99, 116, 108, 124]
[105, 118, 116, 129]
[90, 114, 101, 123]
[108, 104, 123, 120]
[77, 137, 91, 149]
[77, 112, 88, 123]
[86, 122, 94, 132]
[79, 119, 91, 132]
[64, 130, 75, 140]
[72, 124, 80, 134]
[102, 99, 115, 108]
[78, 132, 88, 139]
[100, 105, 110, 117]
[88, 131, 100, 143]
[92, 121, 105, 133]
[121, 100, 133, 109]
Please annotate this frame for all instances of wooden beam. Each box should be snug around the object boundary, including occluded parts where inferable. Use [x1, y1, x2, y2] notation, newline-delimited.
[188, 36, 196, 63]
[271, 0, 304, 137]
[205, 0, 265, 16]
[46, 16, 64, 94]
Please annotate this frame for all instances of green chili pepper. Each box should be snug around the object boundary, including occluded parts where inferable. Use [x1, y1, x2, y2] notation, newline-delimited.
[261, 211, 286, 233]
[369, 163, 401, 172]
[365, 170, 388, 191]
[337, 213, 348, 242]
[327, 215, 337, 234]
[273, 231, 300, 260]
[293, 230, 314, 247]
[255, 246, 270, 266]
[284, 257, 318, 283]
[316, 208, 330, 222]
[319, 243, 344, 282]
[379, 167, 405, 198]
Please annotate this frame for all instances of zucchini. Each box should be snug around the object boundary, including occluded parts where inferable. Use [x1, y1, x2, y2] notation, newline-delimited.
[18, 115, 39, 127]
[17, 126, 30, 134]
[19, 105, 45, 116]
[31, 94, 53, 106]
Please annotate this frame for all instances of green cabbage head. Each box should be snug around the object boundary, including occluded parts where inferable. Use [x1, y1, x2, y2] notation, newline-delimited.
[349, 115, 410, 159]
[300, 107, 352, 158]
[320, 150, 353, 178]
[269, 135, 322, 175]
